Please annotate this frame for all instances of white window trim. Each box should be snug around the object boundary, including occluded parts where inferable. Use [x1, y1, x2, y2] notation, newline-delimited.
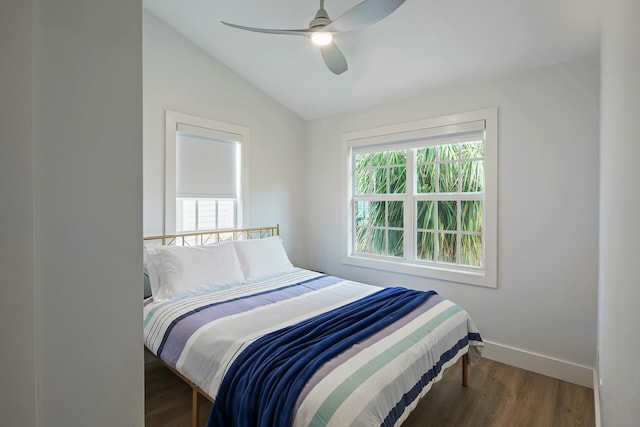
[164, 111, 250, 234]
[342, 108, 498, 288]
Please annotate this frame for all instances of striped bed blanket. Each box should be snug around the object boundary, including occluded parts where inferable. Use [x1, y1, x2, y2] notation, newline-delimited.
[143, 269, 484, 426]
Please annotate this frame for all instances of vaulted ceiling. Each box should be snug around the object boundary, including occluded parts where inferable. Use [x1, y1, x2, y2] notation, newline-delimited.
[144, 0, 601, 119]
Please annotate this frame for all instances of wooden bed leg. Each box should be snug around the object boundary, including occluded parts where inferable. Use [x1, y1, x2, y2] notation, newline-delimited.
[192, 386, 199, 427]
[462, 353, 469, 387]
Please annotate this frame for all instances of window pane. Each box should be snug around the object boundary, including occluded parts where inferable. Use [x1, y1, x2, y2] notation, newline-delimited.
[388, 201, 403, 228]
[417, 201, 434, 230]
[198, 200, 216, 230]
[417, 232, 434, 261]
[354, 200, 369, 226]
[355, 227, 369, 253]
[370, 201, 385, 226]
[372, 168, 388, 194]
[177, 199, 196, 232]
[388, 230, 404, 257]
[461, 235, 482, 267]
[370, 228, 386, 255]
[461, 141, 485, 159]
[439, 144, 459, 161]
[438, 233, 457, 263]
[438, 201, 457, 230]
[218, 200, 235, 229]
[461, 200, 483, 232]
[355, 152, 371, 168]
[417, 146, 436, 163]
[372, 151, 387, 167]
[439, 162, 459, 192]
[355, 168, 371, 195]
[461, 160, 484, 192]
[388, 149, 406, 165]
[417, 164, 436, 193]
[389, 166, 406, 193]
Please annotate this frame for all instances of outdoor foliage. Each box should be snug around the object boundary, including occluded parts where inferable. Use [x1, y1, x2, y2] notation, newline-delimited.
[353, 140, 485, 267]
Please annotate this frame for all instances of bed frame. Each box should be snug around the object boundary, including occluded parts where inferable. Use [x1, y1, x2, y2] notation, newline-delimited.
[143, 224, 280, 247]
[143, 225, 469, 427]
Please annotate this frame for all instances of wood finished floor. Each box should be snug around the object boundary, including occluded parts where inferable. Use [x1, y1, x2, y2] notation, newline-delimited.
[145, 358, 595, 427]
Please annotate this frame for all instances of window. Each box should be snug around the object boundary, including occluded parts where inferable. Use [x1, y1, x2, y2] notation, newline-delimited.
[176, 198, 236, 232]
[165, 111, 249, 234]
[343, 108, 497, 288]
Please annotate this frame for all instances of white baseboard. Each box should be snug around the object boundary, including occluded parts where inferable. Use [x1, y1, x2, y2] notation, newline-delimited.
[481, 340, 594, 388]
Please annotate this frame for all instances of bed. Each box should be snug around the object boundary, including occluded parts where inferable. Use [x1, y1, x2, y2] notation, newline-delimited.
[143, 225, 483, 427]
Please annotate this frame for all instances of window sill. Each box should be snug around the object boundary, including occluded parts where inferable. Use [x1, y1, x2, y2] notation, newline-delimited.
[343, 254, 497, 288]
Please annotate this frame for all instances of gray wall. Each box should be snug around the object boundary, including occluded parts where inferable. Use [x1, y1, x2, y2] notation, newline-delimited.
[1, 0, 144, 425]
[143, 12, 307, 262]
[0, 1, 37, 425]
[305, 56, 600, 376]
[599, 0, 640, 424]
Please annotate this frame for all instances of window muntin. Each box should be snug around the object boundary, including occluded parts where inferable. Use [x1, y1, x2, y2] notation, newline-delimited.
[353, 149, 406, 258]
[344, 108, 497, 288]
[353, 200, 404, 257]
[176, 198, 236, 232]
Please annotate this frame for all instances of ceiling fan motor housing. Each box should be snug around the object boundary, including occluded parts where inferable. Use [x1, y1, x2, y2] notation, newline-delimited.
[309, 7, 331, 29]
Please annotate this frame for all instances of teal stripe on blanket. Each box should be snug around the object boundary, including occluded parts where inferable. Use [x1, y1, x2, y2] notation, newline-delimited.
[207, 286, 437, 427]
[308, 304, 463, 427]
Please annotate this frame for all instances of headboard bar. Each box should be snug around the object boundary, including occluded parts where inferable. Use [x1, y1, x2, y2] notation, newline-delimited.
[143, 224, 280, 247]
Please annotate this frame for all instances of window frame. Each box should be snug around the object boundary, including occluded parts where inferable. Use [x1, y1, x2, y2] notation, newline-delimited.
[342, 108, 498, 288]
[164, 111, 249, 235]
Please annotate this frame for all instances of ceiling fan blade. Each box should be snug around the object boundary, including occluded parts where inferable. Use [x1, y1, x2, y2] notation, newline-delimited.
[324, 0, 406, 33]
[321, 42, 348, 75]
[221, 21, 312, 37]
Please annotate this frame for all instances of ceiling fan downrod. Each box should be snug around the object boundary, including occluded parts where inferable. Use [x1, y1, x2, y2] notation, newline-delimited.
[310, 0, 332, 28]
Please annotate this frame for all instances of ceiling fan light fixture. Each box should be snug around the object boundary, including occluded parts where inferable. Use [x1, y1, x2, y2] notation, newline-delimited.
[311, 32, 333, 46]
[221, 0, 408, 74]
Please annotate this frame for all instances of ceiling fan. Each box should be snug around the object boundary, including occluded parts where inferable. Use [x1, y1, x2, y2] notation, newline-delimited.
[221, 0, 407, 75]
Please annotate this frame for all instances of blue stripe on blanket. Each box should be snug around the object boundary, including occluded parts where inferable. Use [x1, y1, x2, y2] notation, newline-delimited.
[381, 331, 483, 427]
[207, 286, 437, 427]
[156, 274, 338, 358]
[468, 332, 482, 342]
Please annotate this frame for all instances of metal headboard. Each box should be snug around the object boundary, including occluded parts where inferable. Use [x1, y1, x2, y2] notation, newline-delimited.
[143, 224, 280, 247]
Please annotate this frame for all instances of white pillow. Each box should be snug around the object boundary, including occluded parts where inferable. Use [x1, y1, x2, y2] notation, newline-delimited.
[145, 241, 245, 301]
[233, 236, 295, 281]
[143, 246, 150, 275]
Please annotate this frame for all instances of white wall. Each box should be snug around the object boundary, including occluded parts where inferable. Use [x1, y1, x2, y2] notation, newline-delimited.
[0, 1, 143, 426]
[305, 56, 600, 381]
[599, 0, 640, 424]
[0, 1, 37, 425]
[143, 12, 307, 262]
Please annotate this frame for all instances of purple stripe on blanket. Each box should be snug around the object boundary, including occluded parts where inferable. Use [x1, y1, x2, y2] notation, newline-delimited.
[159, 275, 342, 366]
[208, 287, 436, 427]
[293, 294, 445, 413]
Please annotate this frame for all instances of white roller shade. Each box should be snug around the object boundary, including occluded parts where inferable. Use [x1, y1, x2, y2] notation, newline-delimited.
[176, 124, 240, 198]
[348, 120, 485, 150]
